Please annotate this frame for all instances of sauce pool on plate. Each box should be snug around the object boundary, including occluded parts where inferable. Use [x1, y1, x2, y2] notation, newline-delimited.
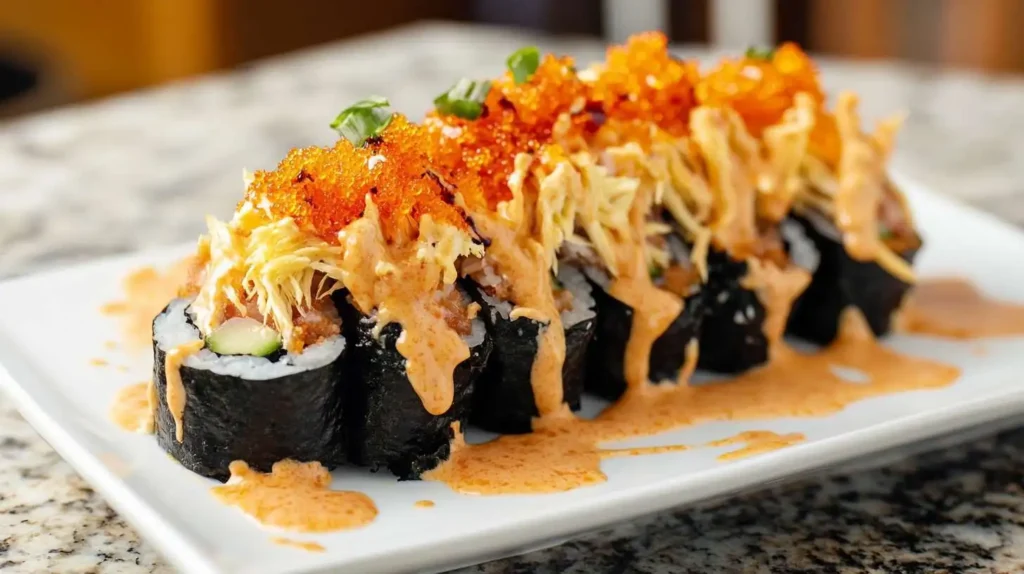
[426, 310, 959, 495]
[212, 460, 377, 533]
[899, 278, 1024, 339]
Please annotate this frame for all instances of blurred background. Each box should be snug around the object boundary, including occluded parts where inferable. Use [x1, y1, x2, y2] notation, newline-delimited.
[1, 0, 1022, 119]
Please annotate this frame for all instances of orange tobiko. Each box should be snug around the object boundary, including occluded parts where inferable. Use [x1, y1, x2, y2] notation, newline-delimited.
[696, 42, 824, 136]
[243, 114, 471, 243]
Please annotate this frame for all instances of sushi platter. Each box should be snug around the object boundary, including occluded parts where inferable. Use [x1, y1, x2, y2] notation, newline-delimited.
[3, 36, 1024, 574]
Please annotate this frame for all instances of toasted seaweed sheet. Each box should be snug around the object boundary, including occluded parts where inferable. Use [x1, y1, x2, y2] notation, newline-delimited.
[786, 213, 920, 345]
[339, 297, 491, 480]
[584, 278, 704, 401]
[152, 307, 346, 482]
[466, 284, 596, 434]
[696, 250, 769, 374]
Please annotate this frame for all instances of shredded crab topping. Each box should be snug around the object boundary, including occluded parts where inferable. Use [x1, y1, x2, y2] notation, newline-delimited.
[191, 210, 346, 351]
[796, 92, 914, 282]
[186, 35, 918, 380]
[193, 116, 483, 351]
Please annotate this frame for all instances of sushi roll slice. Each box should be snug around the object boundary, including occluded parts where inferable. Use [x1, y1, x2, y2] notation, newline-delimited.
[339, 287, 491, 478]
[428, 58, 606, 430]
[786, 92, 919, 344]
[152, 298, 346, 481]
[566, 229, 703, 401]
[787, 189, 920, 344]
[465, 264, 596, 434]
[696, 232, 785, 374]
[171, 106, 490, 481]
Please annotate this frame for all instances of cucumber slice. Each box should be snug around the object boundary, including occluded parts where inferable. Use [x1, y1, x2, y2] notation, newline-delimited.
[206, 318, 282, 356]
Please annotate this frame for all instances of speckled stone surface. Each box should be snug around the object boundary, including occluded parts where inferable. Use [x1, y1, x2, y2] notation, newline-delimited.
[3, 21, 1024, 573]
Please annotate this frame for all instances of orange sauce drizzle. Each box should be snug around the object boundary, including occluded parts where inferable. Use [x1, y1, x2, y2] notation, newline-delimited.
[609, 264, 681, 390]
[101, 258, 194, 353]
[427, 311, 959, 495]
[109, 382, 153, 433]
[470, 212, 567, 417]
[339, 202, 469, 415]
[271, 538, 326, 553]
[89, 358, 109, 367]
[164, 340, 204, 442]
[898, 278, 1024, 339]
[212, 460, 377, 533]
[599, 444, 691, 459]
[608, 173, 682, 390]
[742, 260, 812, 353]
[414, 500, 435, 508]
[707, 430, 806, 461]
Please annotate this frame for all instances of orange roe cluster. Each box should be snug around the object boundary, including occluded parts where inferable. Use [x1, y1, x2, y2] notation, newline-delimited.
[696, 42, 824, 136]
[427, 54, 587, 209]
[585, 32, 699, 139]
[244, 114, 470, 243]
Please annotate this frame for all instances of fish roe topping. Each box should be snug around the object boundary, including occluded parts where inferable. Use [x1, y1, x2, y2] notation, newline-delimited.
[696, 42, 824, 137]
[584, 32, 699, 139]
[244, 114, 471, 243]
[427, 54, 587, 209]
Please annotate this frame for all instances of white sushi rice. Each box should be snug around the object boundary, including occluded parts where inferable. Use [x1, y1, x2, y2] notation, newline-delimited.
[358, 294, 487, 348]
[557, 265, 596, 328]
[477, 265, 595, 329]
[780, 218, 821, 273]
[153, 298, 345, 381]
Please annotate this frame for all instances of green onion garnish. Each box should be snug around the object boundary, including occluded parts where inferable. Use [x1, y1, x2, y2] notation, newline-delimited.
[330, 96, 394, 146]
[434, 78, 491, 120]
[649, 265, 665, 280]
[507, 46, 541, 85]
[879, 223, 894, 240]
[745, 46, 775, 60]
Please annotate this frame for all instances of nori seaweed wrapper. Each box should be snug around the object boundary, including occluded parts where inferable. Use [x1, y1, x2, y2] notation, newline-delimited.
[465, 280, 596, 434]
[583, 277, 704, 401]
[152, 303, 347, 482]
[338, 295, 491, 479]
[786, 213, 920, 344]
[696, 250, 770, 374]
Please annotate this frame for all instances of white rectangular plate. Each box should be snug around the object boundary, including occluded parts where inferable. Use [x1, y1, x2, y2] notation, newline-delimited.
[3, 175, 1024, 574]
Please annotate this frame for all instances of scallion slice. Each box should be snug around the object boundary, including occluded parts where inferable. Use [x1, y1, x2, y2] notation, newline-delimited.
[330, 96, 394, 146]
[434, 78, 491, 120]
[507, 46, 540, 85]
[745, 46, 775, 60]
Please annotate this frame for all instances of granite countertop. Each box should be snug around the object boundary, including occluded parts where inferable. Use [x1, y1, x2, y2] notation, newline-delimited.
[3, 21, 1024, 573]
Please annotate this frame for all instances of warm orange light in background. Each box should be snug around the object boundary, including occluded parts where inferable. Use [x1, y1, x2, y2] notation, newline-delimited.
[0, 0, 1022, 118]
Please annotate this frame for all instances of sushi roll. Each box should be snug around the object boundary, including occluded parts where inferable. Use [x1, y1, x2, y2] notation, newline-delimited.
[465, 264, 596, 433]
[169, 106, 490, 480]
[786, 93, 919, 344]
[152, 298, 346, 481]
[339, 287, 491, 478]
[787, 187, 920, 344]
[696, 233, 787, 374]
[427, 58, 605, 430]
[571, 229, 703, 400]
